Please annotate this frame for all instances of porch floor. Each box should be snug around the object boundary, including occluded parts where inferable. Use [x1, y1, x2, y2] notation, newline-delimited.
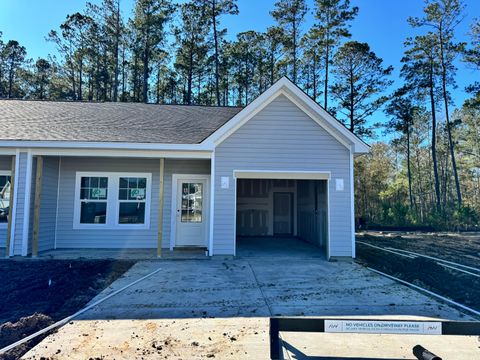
[37, 248, 209, 260]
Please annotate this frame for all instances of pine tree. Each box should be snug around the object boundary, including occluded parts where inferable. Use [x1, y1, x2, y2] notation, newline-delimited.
[4, 40, 27, 98]
[131, 0, 174, 103]
[271, 0, 308, 84]
[409, 0, 466, 206]
[330, 41, 393, 137]
[312, 0, 358, 109]
[195, 0, 238, 106]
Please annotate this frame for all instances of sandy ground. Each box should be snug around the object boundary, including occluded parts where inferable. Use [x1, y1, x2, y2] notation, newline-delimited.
[22, 317, 480, 359]
[22, 256, 479, 359]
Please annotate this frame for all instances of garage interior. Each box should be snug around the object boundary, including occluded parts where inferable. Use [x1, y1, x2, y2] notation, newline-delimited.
[235, 178, 328, 257]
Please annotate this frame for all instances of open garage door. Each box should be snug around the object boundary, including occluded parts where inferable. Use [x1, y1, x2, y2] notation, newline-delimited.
[234, 172, 329, 258]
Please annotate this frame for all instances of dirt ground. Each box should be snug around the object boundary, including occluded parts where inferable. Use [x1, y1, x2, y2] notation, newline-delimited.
[356, 232, 480, 313]
[358, 231, 480, 267]
[0, 259, 134, 360]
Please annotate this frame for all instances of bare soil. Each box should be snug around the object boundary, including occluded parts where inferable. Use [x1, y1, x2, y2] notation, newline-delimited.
[356, 232, 480, 315]
[0, 259, 134, 360]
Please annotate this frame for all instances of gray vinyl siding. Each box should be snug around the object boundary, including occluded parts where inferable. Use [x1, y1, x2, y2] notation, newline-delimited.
[55, 157, 209, 249]
[12, 152, 28, 255]
[38, 157, 60, 252]
[0, 156, 13, 248]
[213, 94, 353, 257]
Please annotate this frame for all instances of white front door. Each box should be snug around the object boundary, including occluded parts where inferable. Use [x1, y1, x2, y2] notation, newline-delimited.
[175, 177, 209, 247]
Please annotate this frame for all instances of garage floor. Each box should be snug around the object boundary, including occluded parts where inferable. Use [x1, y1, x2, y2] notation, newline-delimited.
[23, 256, 476, 359]
[236, 236, 325, 258]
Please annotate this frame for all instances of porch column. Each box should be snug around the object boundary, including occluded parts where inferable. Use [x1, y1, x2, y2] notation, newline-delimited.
[5, 156, 15, 258]
[157, 158, 165, 257]
[32, 156, 43, 257]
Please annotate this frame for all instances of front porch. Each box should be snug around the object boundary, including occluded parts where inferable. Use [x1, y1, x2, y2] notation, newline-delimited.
[1, 153, 214, 258]
[37, 247, 209, 260]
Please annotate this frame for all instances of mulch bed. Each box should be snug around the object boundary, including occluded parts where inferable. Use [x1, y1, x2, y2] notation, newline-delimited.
[0, 259, 134, 360]
[356, 234, 480, 316]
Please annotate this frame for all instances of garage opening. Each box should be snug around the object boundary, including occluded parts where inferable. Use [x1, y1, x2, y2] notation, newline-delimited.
[235, 177, 328, 258]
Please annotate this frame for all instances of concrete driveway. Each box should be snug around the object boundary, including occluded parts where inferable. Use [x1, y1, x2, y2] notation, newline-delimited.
[24, 257, 477, 359]
[74, 258, 469, 320]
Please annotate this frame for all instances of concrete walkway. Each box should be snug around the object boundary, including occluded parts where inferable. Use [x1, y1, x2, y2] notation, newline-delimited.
[24, 258, 478, 359]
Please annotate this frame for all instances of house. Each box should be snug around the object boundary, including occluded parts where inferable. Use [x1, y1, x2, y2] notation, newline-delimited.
[0, 77, 369, 259]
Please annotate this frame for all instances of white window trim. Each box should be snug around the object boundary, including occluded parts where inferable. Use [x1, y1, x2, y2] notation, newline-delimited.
[73, 171, 152, 230]
[0, 170, 12, 229]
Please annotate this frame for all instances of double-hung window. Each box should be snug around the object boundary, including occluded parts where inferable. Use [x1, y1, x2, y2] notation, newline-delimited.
[74, 172, 151, 229]
[0, 171, 12, 225]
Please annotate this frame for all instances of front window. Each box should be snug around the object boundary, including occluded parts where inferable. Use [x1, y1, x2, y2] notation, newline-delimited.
[79, 176, 108, 224]
[75, 172, 151, 229]
[0, 173, 11, 224]
[118, 177, 147, 224]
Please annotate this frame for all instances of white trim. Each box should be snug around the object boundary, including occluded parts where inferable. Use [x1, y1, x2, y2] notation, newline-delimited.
[21, 151, 33, 256]
[327, 179, 331, 260]
[1, 141, 213, 151]
[9, 152, 20, 256]
[54, 157, 62, 249]
[170, 174, 211, 250]
[234, 170, 331, 180]
[31, 148, 212, 159]
[202, 77, 370, 154]
[233, 176, 237, 257]
[350, 149, 356, 258]
[0, 148, 17, 155]
[73, 171, 152, 230]
[0, 170, 12, 230]
[208, 153, 215, 256]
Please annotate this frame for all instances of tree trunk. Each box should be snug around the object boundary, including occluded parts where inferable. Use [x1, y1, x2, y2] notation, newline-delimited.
[270, 50, 274, 85]
[349, 64, 354, 132]
[439, 31, 462, 206]
[78, 58, 83, 101]
[429, 62, 442, 211]
[313, 53, 317, 101]
[292, 18, 297, 83]
[212, 0, 221, 106]
[324, 42, 329, 109]
[7, 63, 14, 98]
[143, 39, 149, 103]
[113, 0, 120, 102]
[406, 123, 413, 209]
[121, 46, 126, 101]
[186, 40, 194, 105]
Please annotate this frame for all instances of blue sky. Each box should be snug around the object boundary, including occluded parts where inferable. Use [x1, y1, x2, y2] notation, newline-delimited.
[0, 0, 478, 125]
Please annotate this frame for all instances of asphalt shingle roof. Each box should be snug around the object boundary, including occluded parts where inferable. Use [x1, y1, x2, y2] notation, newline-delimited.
[0, 100, 244, 144]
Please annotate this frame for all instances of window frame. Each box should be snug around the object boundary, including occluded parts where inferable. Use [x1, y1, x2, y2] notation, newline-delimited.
[74, 171, 152, 230]
[0, 170, 12, 228]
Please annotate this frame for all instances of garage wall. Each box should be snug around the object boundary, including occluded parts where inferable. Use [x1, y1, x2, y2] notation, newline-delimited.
[214, 94, 353, 257]
[296, 180, 327, 248]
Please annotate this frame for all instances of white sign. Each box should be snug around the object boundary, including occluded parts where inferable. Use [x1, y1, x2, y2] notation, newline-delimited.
[92, 188, 106, 198]
[221, 176, 229, 189]
[325, 320, 442, 335]
[335, 178, 344, 191]
[130, 188, 145, 199]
